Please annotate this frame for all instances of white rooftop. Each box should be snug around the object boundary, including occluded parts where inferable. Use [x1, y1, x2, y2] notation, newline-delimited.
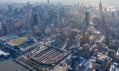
[0, 50, 10, 56]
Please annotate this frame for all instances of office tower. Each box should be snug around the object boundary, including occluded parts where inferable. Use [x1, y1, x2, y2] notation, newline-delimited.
[27, 2, 31, 18]
[48, 0, 49, 4]
[14, 8, 19, 15]
[40, 21, 45, 34]
[28, 9, 32, 18]
[45, 25, 51, 34]
[33, 14, 38, 25]
[6, 18, 14, 34]
[85, 11, 90, 26]
[82, 11, 90, 44]
[0, 22, 2, 30]
[63, 27, 71, 37]
[8, 5, 13, 13]
[75, 35, 81, 47]
[32, 7, 37, 15]
[27, 2, 29, 7]
[3, 24, 7, 35]
[99, 0, 103, 18]
[32, 7, 38, 26]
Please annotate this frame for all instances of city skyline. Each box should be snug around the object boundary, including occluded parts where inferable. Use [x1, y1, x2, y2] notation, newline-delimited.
[0, 0, 119, 71]
[0, 0, 119, 3]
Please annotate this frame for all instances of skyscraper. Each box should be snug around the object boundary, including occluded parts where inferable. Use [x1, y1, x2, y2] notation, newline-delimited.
[6, 18, 14, 34]
[3, 24, 7, 35]
[27, 2, 29, 7]
[82, 10, 90, 44]
[0, 22, 2, 30]
[85, 11, 90, 26]
[48, 0, 49, 4]
[99, 0, 103, 18]
[32, 7, 38, 25]
[33, 14, 38, 25]
[8, 5, 13, 12]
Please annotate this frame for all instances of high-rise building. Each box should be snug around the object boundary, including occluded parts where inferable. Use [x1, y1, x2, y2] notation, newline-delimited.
[85, 11, 90, 26]
[99, 0, 103, 18]
[75, 35, 82, 47]
[33, 14, 38, 25]
[27, 2, 29, 7]
[82, 10, 90, 44]
[2, 22, 7, 35]
[63, 27, 71, 37]
[0, 22, 2, 30]
[48, 0, 49, 4]
[6, 18, 14, 34]
[32, 6, 38, 26]
[32, 7, 37, 15]
[28, 9, 33, 19]
[8, 5, 13, 13]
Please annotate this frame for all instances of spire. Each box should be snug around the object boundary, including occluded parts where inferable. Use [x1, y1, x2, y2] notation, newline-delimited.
[99, 0, 102, 9]
[99, 0, 103, 18]
[47, 0, 49, 4]
[100, 0, 101, 3]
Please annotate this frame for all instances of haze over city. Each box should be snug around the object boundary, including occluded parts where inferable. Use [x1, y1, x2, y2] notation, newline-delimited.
[0, 0, 119, 3]
[0, 0, 119, 71]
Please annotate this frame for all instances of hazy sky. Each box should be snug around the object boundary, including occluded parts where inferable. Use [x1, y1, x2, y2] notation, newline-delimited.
[0, 0, 118, 3]
[0, 0, 118, 2]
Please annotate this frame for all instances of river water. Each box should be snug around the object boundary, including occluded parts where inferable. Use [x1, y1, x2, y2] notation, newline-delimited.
[0, 58, 27, 71]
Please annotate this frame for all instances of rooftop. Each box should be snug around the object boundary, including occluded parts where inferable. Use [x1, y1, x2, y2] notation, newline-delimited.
[98, 52, 107, 60]
[0, 50, 10, 57]
[0, 34, 18, 42]
[30, 48, 69, 65]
